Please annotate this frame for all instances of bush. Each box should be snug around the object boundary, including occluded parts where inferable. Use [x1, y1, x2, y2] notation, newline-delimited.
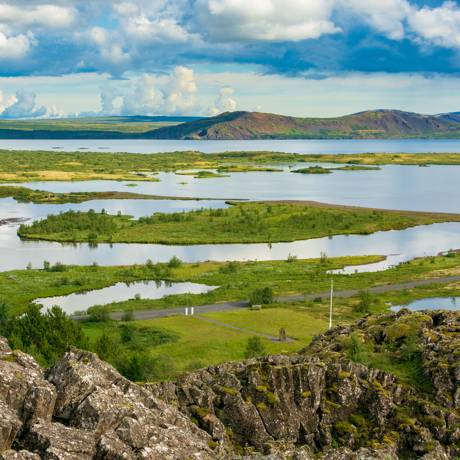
[49, 261, 67, 272]
[286, 253, 297, 263]
[168, 255, 182, 268]
[249, 287, 274, 306]
[245, 336, 266, 359]
[88, 304, 111, 322]
[122, 309, 135, 322]
[346, 333, 372, 366]
[220, 261, 239, 274]
[354, 289, 372, 313]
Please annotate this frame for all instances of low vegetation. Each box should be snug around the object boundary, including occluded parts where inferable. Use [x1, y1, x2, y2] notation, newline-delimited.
[3, 149, 460, 183]
[17, 201, 460, 245]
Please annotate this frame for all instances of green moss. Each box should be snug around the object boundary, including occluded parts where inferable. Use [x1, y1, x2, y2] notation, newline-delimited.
[208, 441, 217, 449]
[196, 408, 210, 419]
[218, 386, 238, 396]
[384, 323, 411, 340]
[337, 372, 351, 379]
[256, 385, 268, 392]
[349, 414, 366, 427]
[1, 354, 17, 361]
[335, 421, 357, 435]
[256, 403, 267, 411]
[325, 400, 341, 409]
[301, 391, 312, 398]
[267, 392, 280, 404]
[190, 417, 199, 425]
[14, 372, 23, 380]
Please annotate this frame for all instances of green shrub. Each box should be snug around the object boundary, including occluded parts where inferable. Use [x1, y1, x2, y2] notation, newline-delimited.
[245, 336, 266, 358]
[249, 286, 274, 306]
[88, 304, 111, 322]
[168, 255, 182, 268]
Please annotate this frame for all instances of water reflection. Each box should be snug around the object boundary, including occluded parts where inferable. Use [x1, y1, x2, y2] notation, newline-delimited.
[2, 222, 460, 273]
[390, 297, 460, 312]
[33, 280, 219, 315]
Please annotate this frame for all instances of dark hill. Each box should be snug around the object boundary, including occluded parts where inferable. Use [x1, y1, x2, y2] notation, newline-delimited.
[143, 109, 460, 140]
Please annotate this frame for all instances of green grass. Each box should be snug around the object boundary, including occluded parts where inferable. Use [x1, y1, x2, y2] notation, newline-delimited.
[3, 150, 460, 183]
[17, 201, 460, 245]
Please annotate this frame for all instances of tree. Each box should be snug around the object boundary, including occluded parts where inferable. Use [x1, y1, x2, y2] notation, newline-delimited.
[88, 304, 111, 322]
[168, 255, 182, 268]
[245, 336, 266, 359]
[0, 303, 9, 335]
[354, 289, 372, 314]
[249, 287, 274, 306]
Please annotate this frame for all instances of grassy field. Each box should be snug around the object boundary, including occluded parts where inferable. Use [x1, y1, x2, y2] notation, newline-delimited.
[4, 252, 460, 379]
[3, 150, 460, 183]
[17, 201, 460, 245]
[0, 185, 218, 204]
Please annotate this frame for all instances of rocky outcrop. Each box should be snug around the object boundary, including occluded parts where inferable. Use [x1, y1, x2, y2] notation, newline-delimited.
[3, 309, 460, 459]
[150, 309, 460, 459]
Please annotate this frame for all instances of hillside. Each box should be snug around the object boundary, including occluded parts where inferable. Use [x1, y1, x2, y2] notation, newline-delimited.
[144, 109, 460, 140]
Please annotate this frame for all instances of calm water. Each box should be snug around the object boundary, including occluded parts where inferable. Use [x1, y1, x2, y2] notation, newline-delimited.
[390, 297, 460, 312]
[2, 221, 460, 273]
[33, 280, 219, 315]
[2, 140, 460, 274]
[1, 138, 460, 154]
[6, 163, 460, 213]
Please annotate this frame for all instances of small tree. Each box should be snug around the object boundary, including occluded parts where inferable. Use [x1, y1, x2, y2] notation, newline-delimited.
[245, 336, 266, 359]
[0, 303, 9, 335]
[168, 255, 182, 268]
[354, 289, 372, 314]
[88, 304, 111, 322]
[249, 287, 274, 306]
[122, 309, 135, 322]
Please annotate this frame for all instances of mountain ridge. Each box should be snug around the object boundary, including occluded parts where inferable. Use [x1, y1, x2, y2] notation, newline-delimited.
[144, 109, 460, 140]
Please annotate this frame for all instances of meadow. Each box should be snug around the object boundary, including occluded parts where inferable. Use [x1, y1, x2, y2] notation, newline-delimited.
[16, 201, 460, 245]
[3, 251, 460, 380]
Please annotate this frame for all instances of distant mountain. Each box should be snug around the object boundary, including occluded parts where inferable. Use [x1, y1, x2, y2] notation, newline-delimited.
[143, 109, 460, 140]
[0, 110, 459, 140]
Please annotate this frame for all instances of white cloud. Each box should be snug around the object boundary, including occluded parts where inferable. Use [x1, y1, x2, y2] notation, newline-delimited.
[0, 31, 35, 59]
[206, 86, 236, 115]
[0, 89, 47, 118]
[196, 0, 341, 42]
[121, 74, 160, 115]
[160, 66, 201, 115]
[123, 15, 189, 44]
[408, 1, 460, 49]
[0, 4, 77, 29]
[344, 0, 411, 40]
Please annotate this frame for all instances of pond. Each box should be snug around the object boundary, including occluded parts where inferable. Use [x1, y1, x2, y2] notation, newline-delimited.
[33, 280, 219, 315]
[390, 297, 460, 312]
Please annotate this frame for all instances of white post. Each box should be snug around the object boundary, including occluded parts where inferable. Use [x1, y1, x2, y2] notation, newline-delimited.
[329, 279, 333, 329]
[191, 307, 194, 315]
[185, 307, 188, 316]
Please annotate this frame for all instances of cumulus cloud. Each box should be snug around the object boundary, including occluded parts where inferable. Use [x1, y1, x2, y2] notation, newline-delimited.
[408, 1, 460, 49]
[160, 66, 201, 115]
[120, 74, 159, 115]
[344, 0, 411, 40]
[206, 86, 236, 116]
[0, 4, 77, 29]
[196, 0, 341, 42]
[0, 31, 35, 59]
[0, 90, 47, 119]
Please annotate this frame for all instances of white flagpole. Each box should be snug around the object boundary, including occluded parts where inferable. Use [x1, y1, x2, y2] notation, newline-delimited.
[329, 279, 333, 329]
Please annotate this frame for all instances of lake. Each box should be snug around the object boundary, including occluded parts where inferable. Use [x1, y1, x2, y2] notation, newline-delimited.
[2, 139, 460, 274]
[390, 297, 460, 312]
[2, 138, 460, 154]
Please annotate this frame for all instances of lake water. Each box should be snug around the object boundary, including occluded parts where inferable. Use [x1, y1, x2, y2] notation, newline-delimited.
[2, 221, 460, 273]
[6, 163, 460, 213]
[390, 297, 460, 312]
[2, 138, 460, 154]
[2, 139, 460, 274]
[33, 280, 219, 315]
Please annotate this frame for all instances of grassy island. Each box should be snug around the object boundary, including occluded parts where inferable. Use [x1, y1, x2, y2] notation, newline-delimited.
[16, 201, 460, 245]
[2, 150, 460, 184]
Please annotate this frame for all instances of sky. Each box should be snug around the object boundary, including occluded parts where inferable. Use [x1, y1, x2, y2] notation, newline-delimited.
[0, 0, 459, 119]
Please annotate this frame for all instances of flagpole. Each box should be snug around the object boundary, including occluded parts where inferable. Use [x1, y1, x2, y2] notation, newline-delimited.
[329, 279, 333, 329]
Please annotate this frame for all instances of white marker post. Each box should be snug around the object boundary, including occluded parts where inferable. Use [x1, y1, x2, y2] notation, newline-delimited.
[185, 307, 188, 316]
[329, 279, 333, 329]
[191, 307, 194, 315]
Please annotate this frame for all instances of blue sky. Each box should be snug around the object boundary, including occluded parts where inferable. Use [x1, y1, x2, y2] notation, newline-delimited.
[0, 0, 459, 118]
